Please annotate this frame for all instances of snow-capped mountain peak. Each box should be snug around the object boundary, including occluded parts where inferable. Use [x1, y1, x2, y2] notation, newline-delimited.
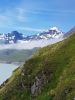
[50, 27, 59, 31]
[50, 27, 60, 32]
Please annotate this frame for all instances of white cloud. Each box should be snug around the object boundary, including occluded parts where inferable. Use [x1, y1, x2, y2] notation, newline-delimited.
[0, 38, 63, 50]
[0, 8, 27, 28]
[0, 11, 47, 33]
[16, 8, 26, 22]
[16, 26, 47, 32]
[0, 14, 13, 27]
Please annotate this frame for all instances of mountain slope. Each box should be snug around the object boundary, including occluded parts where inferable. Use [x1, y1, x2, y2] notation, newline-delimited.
[64, 26, 75, 38]
[0, 33, 75, 100]
[0, 48, 37, 63]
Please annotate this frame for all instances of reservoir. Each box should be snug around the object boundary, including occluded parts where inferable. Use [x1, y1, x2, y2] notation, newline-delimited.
[0, 63, 19, 85]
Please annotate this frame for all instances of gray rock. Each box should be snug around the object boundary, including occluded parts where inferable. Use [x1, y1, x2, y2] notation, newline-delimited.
[31, 73, 46, 96]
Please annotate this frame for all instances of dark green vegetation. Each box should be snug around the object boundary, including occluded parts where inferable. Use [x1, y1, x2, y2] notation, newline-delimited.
[0, 48, 37, 63]
[0, 33, 75, 100]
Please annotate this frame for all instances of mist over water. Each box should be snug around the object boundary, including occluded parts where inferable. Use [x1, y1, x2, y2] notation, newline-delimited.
[0, 63, 19, 85]
[0, 38, 63, 50]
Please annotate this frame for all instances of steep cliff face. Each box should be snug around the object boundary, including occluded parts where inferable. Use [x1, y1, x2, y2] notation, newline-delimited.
[0, 33, 75, 100]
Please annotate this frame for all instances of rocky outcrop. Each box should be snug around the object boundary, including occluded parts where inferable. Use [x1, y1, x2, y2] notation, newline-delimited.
[31, 72, 47, 96]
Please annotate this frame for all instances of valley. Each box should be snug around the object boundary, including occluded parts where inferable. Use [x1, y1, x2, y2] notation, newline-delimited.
[0, 48, 37, 64]
[0, 30, 75, 100]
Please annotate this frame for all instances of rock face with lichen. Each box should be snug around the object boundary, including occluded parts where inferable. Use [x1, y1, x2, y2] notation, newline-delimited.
[31, 73, 46, 96]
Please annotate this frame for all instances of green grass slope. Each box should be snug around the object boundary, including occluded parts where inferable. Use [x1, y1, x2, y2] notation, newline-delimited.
[0, 33, 75, 100]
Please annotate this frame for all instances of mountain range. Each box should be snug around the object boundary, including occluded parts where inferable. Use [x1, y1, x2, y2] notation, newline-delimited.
[0, 27, 64, 64]
[0, 27, 63, 44]
[0, 26, 75, 100]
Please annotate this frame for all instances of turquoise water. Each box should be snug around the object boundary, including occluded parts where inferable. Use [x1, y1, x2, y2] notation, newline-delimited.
[0, 63, 19, 85]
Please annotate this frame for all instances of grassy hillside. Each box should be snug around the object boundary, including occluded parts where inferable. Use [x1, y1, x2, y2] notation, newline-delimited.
[0, 33, 75, 100]
[0, 48, 37, 63]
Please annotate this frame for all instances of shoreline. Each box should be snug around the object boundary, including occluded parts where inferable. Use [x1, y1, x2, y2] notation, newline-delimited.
[0, 61, 23, 66]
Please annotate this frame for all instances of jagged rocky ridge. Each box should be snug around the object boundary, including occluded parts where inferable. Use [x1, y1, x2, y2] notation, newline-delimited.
[0, 27, 63, 44]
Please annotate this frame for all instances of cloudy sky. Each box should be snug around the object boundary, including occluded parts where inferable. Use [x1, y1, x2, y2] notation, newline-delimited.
[0, 0, 75, 35]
